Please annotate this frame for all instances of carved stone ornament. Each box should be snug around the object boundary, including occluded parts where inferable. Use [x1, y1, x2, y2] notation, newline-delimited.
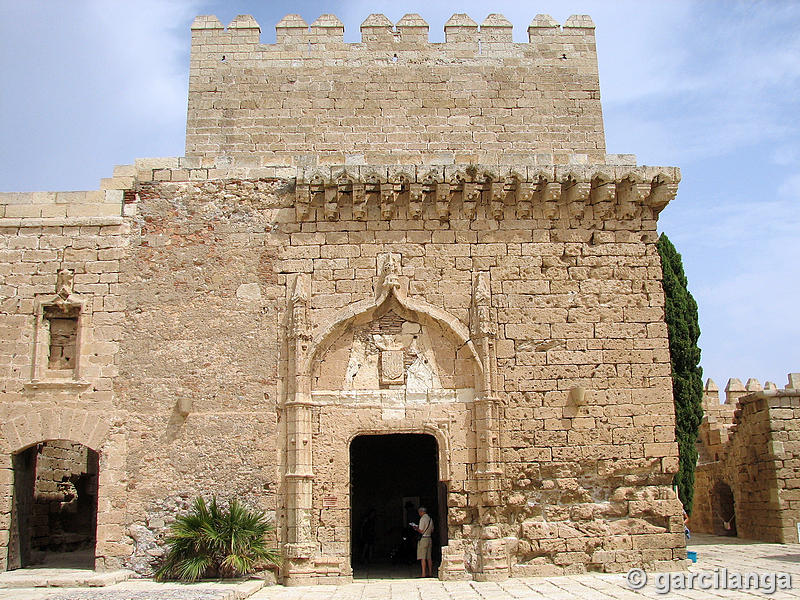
[56, 269, 75, 300]
[291, 165, 680, 223]
[377, 252, 401, 298]
[289, 273, 311, 341]
[472, 271, 496, 337]
[352, 184, 367, 221]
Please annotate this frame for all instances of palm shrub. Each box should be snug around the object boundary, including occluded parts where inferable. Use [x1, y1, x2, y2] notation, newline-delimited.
[155, 496, 280, 582]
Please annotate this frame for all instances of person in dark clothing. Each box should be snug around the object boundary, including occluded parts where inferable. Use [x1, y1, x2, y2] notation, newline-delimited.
[360, 508, 377, 564]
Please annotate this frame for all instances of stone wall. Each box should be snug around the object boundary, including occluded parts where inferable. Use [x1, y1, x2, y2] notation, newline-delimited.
[0, 185, 130, 570]
[0, 156, 687, 578]
[112, 175, 283, 576]
[0, 12, 689, 583]
[693, 373, 800, 543]
[187, 13, 605, 166]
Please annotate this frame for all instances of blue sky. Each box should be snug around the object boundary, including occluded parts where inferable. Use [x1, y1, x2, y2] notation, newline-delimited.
[1, 1, 798, 391]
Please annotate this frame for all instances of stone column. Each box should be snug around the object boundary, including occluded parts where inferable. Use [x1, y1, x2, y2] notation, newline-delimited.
[470, 272, 507, 581]
[282, 274, 317, 584]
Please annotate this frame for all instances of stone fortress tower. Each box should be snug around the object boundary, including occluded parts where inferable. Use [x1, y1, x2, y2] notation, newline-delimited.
[0, 13, 688, 583]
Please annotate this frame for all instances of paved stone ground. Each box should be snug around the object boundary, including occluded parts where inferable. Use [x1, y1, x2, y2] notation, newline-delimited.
[0, 579, 264, 600]
[4, 534, 800, 599]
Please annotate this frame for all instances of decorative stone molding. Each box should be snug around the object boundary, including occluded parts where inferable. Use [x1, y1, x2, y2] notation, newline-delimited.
[282, 272, 316, 582]
[2, 408, 112, 454]
[376, 252, 401, 299]
[29, 271, 89, 387]
[293, 165, 680, 222]
[302, 263, 482, 383]
[288, 273, 311, 344]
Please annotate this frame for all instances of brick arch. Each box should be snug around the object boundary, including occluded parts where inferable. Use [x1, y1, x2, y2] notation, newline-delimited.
[2, 408, 111, 455]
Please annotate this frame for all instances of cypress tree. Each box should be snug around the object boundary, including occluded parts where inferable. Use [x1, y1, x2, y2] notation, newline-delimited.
[657, 233, 704, 513]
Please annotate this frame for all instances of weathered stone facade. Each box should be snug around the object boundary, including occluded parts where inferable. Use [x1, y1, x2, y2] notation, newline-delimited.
[1, 13, 687, 583]
[693, 374, 800, 543]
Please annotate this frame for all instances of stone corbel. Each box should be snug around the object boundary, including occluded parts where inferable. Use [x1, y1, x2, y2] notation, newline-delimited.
[615, 175, 642, 220]
[393, 174, 409, 198]
[646, 174, 679, 216]
[336, 175, 352, 215]
[380, 182, 396, 219]
[309, 176, 325, 204]
[560, 172, 591, 205]
[364, 174, 381, 200]
[323, 186, 339, 221]
[295, 183, 311, 220]
[517, 182, 534, 218]
[503, 176, 518, 203]
[590, 172, 615, 220]
[408, 183, 424, 219]
[462, 181, 479, 220]
[352, 184, 367, 221]
[436, 182, 452, 221]
[533, 172, 558, 219]
[543, 181, 561, 203]
[560, 172, 590, 221]
[490, 181, 505, 220]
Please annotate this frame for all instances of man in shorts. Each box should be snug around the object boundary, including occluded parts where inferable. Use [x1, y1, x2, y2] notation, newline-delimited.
[412, 506, 434, 577]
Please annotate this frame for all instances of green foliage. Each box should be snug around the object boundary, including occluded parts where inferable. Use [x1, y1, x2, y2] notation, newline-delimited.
[657, 234, 704, 514]
[155, 496, 280, 582]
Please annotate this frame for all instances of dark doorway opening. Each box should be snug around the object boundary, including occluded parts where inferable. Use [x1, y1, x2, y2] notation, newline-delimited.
[8, 441, 99, 570]
[350, 433, 445, 579]
[711, 481, 737, 537]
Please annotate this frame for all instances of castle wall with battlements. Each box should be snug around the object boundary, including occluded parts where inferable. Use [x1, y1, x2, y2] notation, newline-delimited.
[186, 13, 605, 167]
[0, 12, 689, 583]
[693, 373, 800, 543]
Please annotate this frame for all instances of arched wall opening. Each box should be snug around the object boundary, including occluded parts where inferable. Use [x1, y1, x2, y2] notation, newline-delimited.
[306, 292, 482, 393]
[310, 295, 479, 405]
[711, 481, 737, 537]
[8, 440, 99, 570]
[349, 433, 446, 578]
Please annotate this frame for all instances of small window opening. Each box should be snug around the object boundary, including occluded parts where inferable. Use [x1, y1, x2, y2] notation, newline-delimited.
[44, 305, 79, 371]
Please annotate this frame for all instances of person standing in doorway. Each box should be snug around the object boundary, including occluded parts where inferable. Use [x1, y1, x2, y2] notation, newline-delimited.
[412, 506, 434, 577]
[360, 508, 377, 564]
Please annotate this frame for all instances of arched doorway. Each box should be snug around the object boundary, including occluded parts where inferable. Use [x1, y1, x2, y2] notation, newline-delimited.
[711, 481, 737, 537]
[350, 433, 445, 578]
[8, 441, 99, 570]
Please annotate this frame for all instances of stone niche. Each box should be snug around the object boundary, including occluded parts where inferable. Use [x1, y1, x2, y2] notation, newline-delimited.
[312, 298, 476, 407]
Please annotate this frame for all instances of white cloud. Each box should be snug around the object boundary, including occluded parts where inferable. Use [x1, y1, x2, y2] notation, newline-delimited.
[0, 1, 202, 191]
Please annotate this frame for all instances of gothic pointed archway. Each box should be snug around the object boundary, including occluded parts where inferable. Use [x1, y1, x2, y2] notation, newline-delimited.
[279, 261, 502, 583]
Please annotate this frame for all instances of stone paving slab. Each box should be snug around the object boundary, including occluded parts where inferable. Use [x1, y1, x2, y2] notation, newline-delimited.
[4, 535, 800, 599]
[0, 578, 265, 600]
[0, 568, 132, 589]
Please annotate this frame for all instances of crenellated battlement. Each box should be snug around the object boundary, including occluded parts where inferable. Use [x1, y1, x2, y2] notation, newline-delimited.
[186, 13, 605, 166]
[190, 12, 595, 51]
[698, 372, 800, 465]
[703, 373, 797, 409]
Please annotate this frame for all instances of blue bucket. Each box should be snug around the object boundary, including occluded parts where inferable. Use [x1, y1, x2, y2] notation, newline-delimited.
[687, 551, 697, 563]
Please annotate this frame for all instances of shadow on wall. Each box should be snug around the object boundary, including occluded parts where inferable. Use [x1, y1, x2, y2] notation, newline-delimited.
[711, 481, 737, 537]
